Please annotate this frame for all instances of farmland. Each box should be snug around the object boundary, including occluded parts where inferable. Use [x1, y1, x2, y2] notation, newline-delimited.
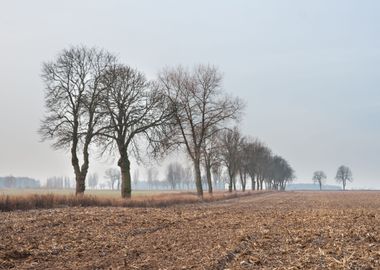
[1, 191, 379, 269]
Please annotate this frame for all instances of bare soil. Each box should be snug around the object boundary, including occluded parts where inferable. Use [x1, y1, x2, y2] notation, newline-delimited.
[1, 191, 379, 269]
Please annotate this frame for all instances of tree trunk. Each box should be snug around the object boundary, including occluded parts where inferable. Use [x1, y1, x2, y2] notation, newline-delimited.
[205, 163, 213, 194]
[118, 155, 132, 199]
[194, 158, 203, 197]
[228, 171, 233, 192]
[75, 173, 86, 195]
[256, 176, 260, 190]
[343, 181, 346, 191]
[250, 174, 256, 190]
[259, 177, 264, 190]
[72, 131, 90, 196]
[319, 182, 322, 190]
[239, 171, 246, 192]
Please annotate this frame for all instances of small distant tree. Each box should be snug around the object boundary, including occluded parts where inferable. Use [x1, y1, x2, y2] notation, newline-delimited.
[133, 169, 139, 189]
[104, 168, 120, 190]
[166, 162, 184, 190]
[88, 173, 98, 189]
[211, 163, 223, 190]
[4, 176, 16, 188]
[64, 177, 71, 189]
[312, 171, 327, 190]
[182, 166, 193, 190]
[335, 165, 353, 191]
[146, 167, 158, 190]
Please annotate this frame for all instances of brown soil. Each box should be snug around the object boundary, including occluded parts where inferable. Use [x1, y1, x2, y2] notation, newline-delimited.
[0, 191, 379, 269]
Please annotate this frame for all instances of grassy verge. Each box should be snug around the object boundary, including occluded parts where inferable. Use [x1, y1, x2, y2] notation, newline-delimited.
[0, 191, 269, 212]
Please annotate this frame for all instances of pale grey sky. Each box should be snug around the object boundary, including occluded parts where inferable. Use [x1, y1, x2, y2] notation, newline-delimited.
[0, 0, 379, 188]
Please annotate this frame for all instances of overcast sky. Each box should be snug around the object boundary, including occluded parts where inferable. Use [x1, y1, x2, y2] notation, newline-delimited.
[0, 0, 379, 188]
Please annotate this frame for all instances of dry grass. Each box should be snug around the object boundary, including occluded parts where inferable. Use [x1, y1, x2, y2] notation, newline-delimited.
[0, 190, 266, 212]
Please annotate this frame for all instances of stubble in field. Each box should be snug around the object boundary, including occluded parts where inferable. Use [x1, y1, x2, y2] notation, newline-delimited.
[0, 191, 379, 269]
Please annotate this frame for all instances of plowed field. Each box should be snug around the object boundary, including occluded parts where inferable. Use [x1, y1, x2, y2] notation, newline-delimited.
[1, 191, 379, 269]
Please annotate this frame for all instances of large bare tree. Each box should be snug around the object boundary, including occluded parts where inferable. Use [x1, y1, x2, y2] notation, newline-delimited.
[158, 65, 243, 197]
[99, 65, 172, 198]
[40, 46, 116, 195]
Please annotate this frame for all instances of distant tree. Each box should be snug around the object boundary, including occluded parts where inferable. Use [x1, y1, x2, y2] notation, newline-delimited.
[64, 177, 71, 189]
[312, 171, 326, 190]
[39, 46, 116, 195]
[182, 166, 193, 190]
[270, 156, 295, 190]
[4, 176, 16, 188]
[157, 65, 243, 197]
[335, 165, 353, 191]
[219, 127, 243, 192]
[241, 139, 264, 190]
[166, 162, 184, 190]
[146, 167, 158, 190]
[46, 176, 64, 189]
[88, 173, 98, 189]
[211, 162, 223, 190]
[104, 168, 120, 190]
[133, 169, 139, 189]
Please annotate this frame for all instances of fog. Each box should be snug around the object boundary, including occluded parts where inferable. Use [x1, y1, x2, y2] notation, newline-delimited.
[0, 0, 379, 188]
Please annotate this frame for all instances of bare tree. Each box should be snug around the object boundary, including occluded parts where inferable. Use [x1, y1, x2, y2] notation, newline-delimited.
[270, 155, 295, 190]
[158, 65, 243, 197]
[87, 173, 99, 189]
[46, 177, 63, 189]
[104, 168, 120, 190]
[146, 167, 158, 190]
[335, 165, 353, 191]
[211, 162, 223, 190]
[98, 65, 173, 198]
[133, 169, 139, 189]
[64, 177, 71, 189]
[40, 46, 116, 195]
[202, 129, 222, 193]
[312, 171, 326, 190]
[166, 162, 184, 190]
[182, 166, 193, 190]
[254, 145, 272, 190]
[241, 139, 272, 190]
[219, 127, 243, 192]
[238, 137, 249, 192]
[241, 139, 264, 190]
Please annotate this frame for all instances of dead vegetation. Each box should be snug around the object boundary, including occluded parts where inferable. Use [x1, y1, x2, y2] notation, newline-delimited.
[0, 191, 379, 269]
[0, 190, 265, 212]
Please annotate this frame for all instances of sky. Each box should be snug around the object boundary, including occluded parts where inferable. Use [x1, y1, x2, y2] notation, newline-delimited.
[0, 0, 379, 189]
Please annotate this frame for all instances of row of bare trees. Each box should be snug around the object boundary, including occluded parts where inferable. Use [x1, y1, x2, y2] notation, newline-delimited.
[40, 46, 294, 199]
[164, 127, 295, 192]
[215, 128, 294, 192]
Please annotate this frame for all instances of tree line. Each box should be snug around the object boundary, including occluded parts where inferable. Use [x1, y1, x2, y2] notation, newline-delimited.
[0, 176, 40, 189]
[40, 46, 295, 198]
